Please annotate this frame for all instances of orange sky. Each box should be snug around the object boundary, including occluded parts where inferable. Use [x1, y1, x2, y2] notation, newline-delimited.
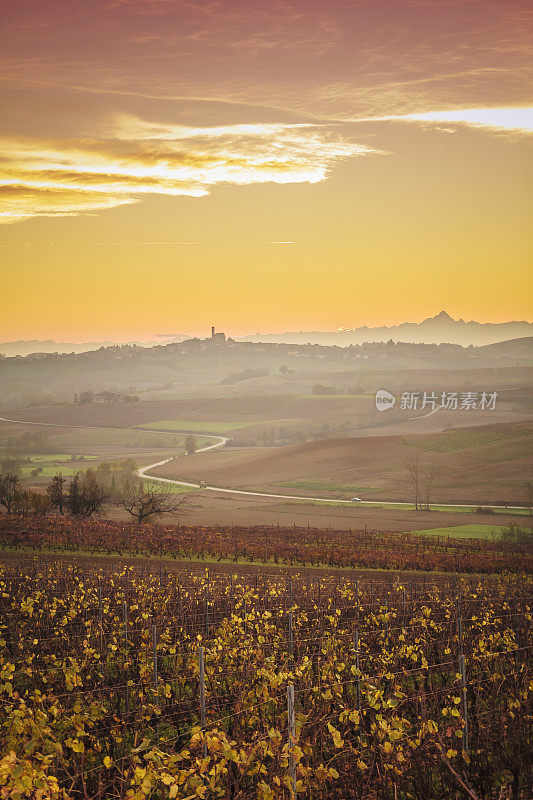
[0, 0, 532, 340]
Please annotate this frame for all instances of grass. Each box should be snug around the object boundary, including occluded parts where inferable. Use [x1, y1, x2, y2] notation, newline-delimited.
[0, 545, 455, 577]
[303, 394, 368, 399]
[410, 524, 505, 539]
[26, 453, 80, 462]
[276, 480, 375, 493]
[429, 504, 530, 516]
[21, 454, 97, 477]
[23, 465, 79, 477]
[137, 420, 255, 433]
[279, 499, 530, 516]
[50, 429, 193, 449]
[283, 500, 439, 511]
[143, 480, 196, 495]
[280, 500, 353, 508]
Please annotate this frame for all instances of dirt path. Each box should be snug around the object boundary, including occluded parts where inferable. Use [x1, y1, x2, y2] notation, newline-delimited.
[139, 455, 528, 512]
[1, 413, 528, 512]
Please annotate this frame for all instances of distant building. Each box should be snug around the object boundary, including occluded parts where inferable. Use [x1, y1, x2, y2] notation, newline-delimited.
[93, 391, 138, 404]
[211, 326, 226, 343]
[94, 391, 114, 404]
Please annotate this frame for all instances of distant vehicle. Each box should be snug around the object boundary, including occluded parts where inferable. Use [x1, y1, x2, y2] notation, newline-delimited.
[350, 497, 362, 502]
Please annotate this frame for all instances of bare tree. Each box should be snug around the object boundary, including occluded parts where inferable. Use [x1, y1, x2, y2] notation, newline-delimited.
[405, 455, 421, 511]
[121, 483, 189, 523]
[423, 460, 439, 510]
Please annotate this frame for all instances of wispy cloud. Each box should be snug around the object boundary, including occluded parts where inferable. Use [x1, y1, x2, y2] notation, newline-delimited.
[354, 107, 533, 134]
[0, 116, 377, 223]
[94, 240, 295, 246]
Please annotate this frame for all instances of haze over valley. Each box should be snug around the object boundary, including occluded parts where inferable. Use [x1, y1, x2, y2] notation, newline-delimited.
[1, 2, 532, 796]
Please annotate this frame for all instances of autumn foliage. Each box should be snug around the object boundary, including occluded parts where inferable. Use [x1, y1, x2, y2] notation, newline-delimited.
[1, 514, 532, 574]
[0, 559, 531, 799]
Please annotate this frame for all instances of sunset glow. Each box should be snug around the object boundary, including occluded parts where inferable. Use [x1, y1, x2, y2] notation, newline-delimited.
[0, 0, 532, 339]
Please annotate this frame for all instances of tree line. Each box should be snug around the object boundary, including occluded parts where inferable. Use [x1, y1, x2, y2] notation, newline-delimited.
[0, 460, 188, 523]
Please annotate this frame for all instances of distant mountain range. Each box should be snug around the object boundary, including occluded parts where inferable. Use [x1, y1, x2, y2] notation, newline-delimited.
[237, 312, 533, 347]
[2, 314, 532, 356]
[0, 336, 190, 358]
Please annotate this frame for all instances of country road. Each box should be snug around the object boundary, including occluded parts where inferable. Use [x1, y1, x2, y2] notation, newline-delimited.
[0, 413, 527, 512]
[138, 456, 527, 512]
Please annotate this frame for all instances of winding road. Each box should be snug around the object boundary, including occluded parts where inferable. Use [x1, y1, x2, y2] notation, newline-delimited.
[138, 456, 526, 511]
[0, 413, 527, 512]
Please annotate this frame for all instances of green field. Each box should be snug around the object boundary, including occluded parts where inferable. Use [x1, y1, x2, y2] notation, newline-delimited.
[410, 524, 505, 539]
[279, 499, 530, 517]
[21, 454, 97, 477]
[49, 428, 195, 450]
[142, 479, 196, 495]
[276, 480, 375, 493]
[25, 453, 79, 462]
[280, 499, 353, 508]
[303, 394, 368, 399]
[138, 420, 255, 433]
[428, 504, 530, 516]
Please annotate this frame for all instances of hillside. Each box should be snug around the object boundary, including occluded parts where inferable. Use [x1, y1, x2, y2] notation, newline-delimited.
[153, 423, 533, 505]
[1, 333, 532, 405]
[480, 336, 533, 357]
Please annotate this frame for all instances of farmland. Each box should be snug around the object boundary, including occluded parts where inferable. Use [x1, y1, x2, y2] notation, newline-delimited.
[0, 346, 532, 799]
[0, 552, 531, 799]
[1, 396, 531, 533]
[1, 515, 531, 574]
[409, 524, 505, 540]
[410, 424, 532, 452]
[1, 355, 531, 537]
[152, 424, 533, 505]
[18, 454, 98, 478]
[139, 420, 258, 433]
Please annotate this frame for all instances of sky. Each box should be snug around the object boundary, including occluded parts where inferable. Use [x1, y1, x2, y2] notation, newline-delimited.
[0, 0, 532, 341]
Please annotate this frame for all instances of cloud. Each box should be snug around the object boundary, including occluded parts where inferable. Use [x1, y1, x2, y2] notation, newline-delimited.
[3, 0, 531, 125]
[0, 184, 136, 224]
[94, 240, 295, 246]
[355, 107, 533, 134]
[0, 116, 376, 223]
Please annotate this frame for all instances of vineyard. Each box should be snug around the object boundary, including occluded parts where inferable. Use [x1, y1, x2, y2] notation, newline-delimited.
[1, 515, 532, 574]
[0, 558, 531, 799]
[409, 425, 532, 453]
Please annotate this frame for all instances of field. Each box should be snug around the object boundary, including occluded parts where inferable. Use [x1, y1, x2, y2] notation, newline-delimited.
[152, 424, 533, 505]
[18, 453, 98, 477]
[1, 359, 531, 538]
[410, 524, 505, 540]
[276, 480, 374, 493]
[99, 493, 527, 535]
[0, 552, 531, 799]
[1, 515, 531, 573]
[139, 420, 258, 433]
[410, 424, 532, 452]
[3, 384, 529, 441]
